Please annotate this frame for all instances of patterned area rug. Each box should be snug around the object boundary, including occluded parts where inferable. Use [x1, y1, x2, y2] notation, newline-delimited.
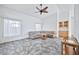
[0, 38, 61, 55]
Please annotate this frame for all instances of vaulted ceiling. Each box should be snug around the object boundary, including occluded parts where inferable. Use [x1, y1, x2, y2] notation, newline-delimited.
[1, 4, 74, 19]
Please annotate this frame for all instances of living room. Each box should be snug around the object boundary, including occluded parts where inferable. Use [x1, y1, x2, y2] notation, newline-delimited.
[0, 4, 79, 55]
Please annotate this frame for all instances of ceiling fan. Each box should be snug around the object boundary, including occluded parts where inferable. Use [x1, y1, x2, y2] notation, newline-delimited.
[35, 4, 48, 15]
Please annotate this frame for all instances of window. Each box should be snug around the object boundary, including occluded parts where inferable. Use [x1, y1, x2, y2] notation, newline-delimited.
[35, 24, 41, 31]
[4, 19, 21, 37]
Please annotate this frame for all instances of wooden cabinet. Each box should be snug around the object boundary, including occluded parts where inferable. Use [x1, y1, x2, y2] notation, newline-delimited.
[58, 20, 69, 40]
[58, 20, 69, 55]
[58, 20, 79, 55]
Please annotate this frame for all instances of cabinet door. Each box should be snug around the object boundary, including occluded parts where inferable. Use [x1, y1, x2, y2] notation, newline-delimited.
[59, 22, 63, 27]
[59, 31, 68, 40]
[64, 21, 68, 28]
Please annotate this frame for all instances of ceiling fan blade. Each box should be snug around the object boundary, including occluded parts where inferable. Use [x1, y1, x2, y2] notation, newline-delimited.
[42, 6, 48, 11]
[36, 7, 40, 11]
[43, 11, 48, 13]
[40, 4, 42, 9]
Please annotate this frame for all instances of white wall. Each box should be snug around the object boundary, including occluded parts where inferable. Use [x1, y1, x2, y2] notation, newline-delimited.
[0, 6, 41, 43]
[21, 16, 41, 37]
[69, 5, 75, 38]
[74, 4, 79, 42]
[41, 13, 57, 31]
[59, 11, 69, 20]
[0, 17, 3, 39]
